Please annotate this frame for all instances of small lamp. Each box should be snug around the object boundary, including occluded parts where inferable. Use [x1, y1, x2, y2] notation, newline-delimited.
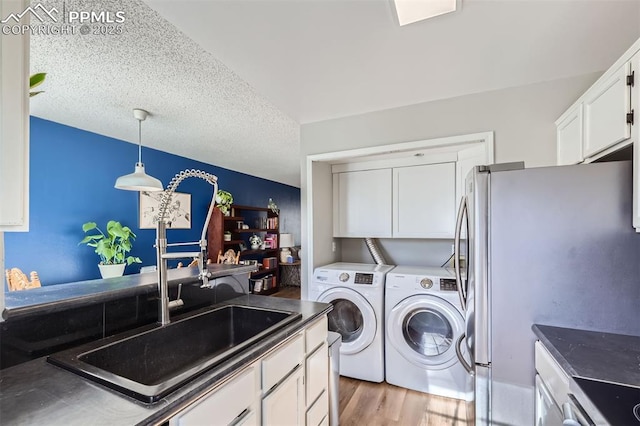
[279, 233, 295, 263]
[115, 108, 163, 191]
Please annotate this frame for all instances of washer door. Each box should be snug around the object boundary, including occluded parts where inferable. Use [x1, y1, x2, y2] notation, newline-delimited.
[388, 295, 464, 369]
[317, 288, 376, 355]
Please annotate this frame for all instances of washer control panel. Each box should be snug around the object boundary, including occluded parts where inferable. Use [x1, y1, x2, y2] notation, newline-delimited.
[354, 273, 374, 285]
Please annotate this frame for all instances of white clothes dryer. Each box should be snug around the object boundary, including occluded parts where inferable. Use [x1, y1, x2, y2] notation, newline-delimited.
[310, 262, 395, 383]
[385, 266, 472, 400]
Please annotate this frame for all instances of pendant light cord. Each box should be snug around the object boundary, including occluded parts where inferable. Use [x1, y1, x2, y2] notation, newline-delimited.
[138, 118, 143, 165]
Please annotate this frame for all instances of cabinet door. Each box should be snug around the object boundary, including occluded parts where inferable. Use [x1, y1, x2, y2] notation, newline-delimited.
[556, 104, 584, 165]
[393, 163, 455, 238]
[171, 366, 258, 426]
[262, 366, 304, 426]
[632, 55, 640, 232]
[0, 0, 30, 231]
[333, 169, 392, 238]
[583, 62, 632, 158]
[306, 343, 328, 407]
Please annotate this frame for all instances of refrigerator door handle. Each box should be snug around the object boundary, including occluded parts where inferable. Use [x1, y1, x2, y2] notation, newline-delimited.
[454, 196, 467, 311]
[455, 333, 474, 375]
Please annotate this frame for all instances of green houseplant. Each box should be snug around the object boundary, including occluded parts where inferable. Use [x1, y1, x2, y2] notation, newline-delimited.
[80, 220, 141, 279]
[215, 190, 233, 215]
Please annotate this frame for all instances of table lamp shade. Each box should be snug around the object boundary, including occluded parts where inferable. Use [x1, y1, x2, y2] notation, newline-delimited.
[279, 233, 294, 248]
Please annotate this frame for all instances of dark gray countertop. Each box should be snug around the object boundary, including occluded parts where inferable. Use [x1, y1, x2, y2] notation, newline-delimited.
[532, 324, 640, 386]
[0, 295, 332, 426]
[3, 264, 256, 320]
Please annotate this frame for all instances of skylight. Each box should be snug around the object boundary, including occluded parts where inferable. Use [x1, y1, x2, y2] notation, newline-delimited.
[393, 0, 457, 26]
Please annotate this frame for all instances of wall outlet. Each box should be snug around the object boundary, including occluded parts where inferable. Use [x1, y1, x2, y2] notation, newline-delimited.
[332, 241, 336, 252]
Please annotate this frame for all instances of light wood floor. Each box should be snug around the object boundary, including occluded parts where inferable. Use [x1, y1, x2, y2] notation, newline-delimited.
[273, 286, 467, 425]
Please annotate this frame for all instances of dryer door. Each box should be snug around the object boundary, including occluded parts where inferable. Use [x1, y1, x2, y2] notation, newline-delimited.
[388, 295, 464, 369]
[317, 288, 377, 355]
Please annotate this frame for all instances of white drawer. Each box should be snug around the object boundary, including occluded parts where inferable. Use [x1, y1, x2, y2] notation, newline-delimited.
[306, 316, 328, 353]
[262, 333, 304, 392]
[534, 341, 570, 405]
[171, 366, 256, 426]
[306, 342, 329, 406]
[306, 389, 328, 426]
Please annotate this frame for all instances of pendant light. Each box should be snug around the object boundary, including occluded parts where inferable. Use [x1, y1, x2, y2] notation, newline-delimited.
[114, 108, 163, 191]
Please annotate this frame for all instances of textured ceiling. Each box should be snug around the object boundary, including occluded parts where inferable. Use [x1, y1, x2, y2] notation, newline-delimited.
[29, 0, 640, 188]
[30, 0, 300, 187]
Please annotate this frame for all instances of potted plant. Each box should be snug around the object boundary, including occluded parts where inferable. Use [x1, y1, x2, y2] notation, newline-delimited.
[80, 220, 142, 279]
[215, 190, 233, 216]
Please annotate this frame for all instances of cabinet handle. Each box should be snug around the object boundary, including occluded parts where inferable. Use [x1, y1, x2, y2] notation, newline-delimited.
[230, 408, 252, 426]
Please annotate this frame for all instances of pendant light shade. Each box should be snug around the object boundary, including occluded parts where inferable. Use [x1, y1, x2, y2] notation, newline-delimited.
[115, 109, 163, 191]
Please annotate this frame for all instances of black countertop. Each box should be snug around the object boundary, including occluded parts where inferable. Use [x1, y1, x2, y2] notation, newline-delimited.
[532, 324, 640, 387]
[0, 295, 332, 426]
[3, 264, 256, 320]
[533, 324, 640, 425]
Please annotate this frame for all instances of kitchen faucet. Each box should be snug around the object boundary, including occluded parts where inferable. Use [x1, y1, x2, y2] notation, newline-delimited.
[155, 169, 219, 325]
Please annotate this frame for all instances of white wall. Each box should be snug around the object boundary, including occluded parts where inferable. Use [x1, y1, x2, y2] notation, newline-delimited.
[300, 72, 602, 297]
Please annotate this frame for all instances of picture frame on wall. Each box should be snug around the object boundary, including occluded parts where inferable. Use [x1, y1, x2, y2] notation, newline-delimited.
[139, 191, 191, 229]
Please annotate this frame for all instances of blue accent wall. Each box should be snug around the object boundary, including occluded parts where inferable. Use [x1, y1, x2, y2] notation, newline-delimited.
[4, 117, 301, 286]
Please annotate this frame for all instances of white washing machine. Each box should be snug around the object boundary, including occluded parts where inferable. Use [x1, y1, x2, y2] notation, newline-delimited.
[310, 262, 394, 383]
[385, 266, 472, 400]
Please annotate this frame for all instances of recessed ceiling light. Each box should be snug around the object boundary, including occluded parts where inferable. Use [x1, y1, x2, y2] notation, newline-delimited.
[392, 0, 457, 26]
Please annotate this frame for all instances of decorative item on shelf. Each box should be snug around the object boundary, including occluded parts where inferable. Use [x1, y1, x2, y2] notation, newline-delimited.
[249, 234, 263, 250]
[268, 198, 279, 214]
[79, 220, 142, 279]
[223, 231, 232, 241]
[215, 190, 233, 216]
[114, 109, 164, 192]
[279, 233, 295, 263]
[5, 268, 41, 291]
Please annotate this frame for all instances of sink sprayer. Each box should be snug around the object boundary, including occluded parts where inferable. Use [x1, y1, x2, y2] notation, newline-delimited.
[156, 169, 219, 325]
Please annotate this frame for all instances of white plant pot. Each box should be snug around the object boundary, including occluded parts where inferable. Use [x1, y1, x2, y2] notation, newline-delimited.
[98, 263, 125, 279]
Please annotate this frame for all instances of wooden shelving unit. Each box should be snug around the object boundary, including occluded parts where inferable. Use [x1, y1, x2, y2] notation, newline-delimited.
[207, 204, 280, 295]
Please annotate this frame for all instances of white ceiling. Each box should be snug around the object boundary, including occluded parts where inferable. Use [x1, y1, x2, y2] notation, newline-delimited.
[30, 0, 640, 187]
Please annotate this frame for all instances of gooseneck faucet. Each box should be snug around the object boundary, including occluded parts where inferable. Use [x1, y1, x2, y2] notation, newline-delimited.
[155, 169, 219, 325]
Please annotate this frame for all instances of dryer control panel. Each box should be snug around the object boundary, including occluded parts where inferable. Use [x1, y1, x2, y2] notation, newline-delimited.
[440, 278, 458, 291]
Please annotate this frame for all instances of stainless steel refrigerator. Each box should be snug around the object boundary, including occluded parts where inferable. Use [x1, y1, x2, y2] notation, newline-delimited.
[452, 160, 640, 425]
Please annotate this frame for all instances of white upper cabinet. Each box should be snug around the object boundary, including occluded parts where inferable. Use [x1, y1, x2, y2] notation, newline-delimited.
[0, 0, 30, 231]
[583, 62, 632, 158]
[332, 169, 393, 238]
[556, 37, 639, 232]
[632, 54, 640, 231]
[330, 136, 492, 239]
[556, 104, 584, 165]
[393, 162, 455, 238]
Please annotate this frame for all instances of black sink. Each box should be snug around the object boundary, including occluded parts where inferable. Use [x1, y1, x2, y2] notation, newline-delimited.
[48, 305, 301, 403]
[574, 376, 640, 425]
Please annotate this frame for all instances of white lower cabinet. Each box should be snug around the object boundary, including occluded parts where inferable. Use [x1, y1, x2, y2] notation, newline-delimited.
[170, 366, 259, 426]
[168, 314, 329, 426]
[305, 390, 328, 426]
[262, 366, 305, 426]
[305, 343, 329, 408]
